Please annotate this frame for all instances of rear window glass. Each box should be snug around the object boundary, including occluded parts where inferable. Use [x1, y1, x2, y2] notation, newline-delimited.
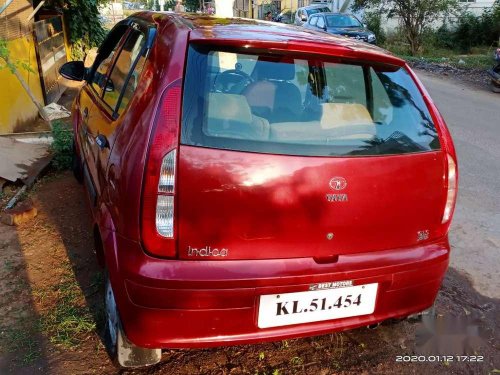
[307, 7, 330, 15]
[181, 45, 440, 156]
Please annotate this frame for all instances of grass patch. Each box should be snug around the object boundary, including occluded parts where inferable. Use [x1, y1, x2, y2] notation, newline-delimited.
[50, 121, 73, 171]
[400, 54, 492, 70]
[38, 265, 96, 348]
[383, 37, 494, 70]
[3, 325, 42, 365]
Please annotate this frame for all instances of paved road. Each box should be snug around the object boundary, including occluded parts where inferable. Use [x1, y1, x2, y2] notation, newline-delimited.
[418, 72, 500, 298]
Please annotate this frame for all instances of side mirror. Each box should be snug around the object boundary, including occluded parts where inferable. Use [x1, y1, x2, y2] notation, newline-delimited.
[59, 61, 86, 81]
[300, 14, 307, 21]
[105, 79, 114, 92]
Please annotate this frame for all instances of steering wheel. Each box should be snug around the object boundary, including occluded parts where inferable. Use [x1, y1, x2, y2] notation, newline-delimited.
[214, 69, 253, 94]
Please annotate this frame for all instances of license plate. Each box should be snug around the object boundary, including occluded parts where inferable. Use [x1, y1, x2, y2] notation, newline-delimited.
[258, 283, 378, 328]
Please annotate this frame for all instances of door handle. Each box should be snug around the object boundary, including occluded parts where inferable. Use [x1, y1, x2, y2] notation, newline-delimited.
[83, 107, 89, 119]
[95, 134, 109, 149]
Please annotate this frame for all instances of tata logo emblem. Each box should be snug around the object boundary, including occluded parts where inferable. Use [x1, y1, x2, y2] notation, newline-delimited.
[329, 177, 347, 191]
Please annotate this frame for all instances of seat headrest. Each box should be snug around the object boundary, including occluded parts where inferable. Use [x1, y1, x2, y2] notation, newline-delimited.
[252, 60, 296, 81]
[206, 93, 253, 124]
[320, 103, 374, 129]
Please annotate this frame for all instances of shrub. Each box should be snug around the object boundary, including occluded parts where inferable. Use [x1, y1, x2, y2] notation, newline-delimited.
[434, 23, 455, 50]
[453, 2, 500, 52]
[50, 121, 73, 171]
[363, 12, 386, 45]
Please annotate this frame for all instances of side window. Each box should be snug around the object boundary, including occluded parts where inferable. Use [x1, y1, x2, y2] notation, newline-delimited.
[370, 68, 393, 124]
[317, 16, 325, 29]
[309, 15, 318, 26]
[323, 63, 366, 106]
[103, 29, 146, 114]
[90, 25, 129, 96]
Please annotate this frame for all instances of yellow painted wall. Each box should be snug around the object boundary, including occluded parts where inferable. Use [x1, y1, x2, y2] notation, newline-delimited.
[280, 0, 299, 12]
[0, 35, 44, 134]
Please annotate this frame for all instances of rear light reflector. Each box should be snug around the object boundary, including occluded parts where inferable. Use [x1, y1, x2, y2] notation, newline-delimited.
[156, 191, 174, 237]
[158, 149, 176, 193]
[442, 154, 457, 223]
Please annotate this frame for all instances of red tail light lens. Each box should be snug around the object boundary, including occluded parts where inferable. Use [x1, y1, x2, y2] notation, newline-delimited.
[141, 83, 181, 258]
[442, 153, 457, 224]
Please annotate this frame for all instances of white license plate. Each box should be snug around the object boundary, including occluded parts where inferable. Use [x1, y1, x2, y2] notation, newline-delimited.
[258, 283, 378, 328]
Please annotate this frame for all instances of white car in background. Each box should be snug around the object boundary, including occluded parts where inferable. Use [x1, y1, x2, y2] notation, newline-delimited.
[294, 4, 331, 26]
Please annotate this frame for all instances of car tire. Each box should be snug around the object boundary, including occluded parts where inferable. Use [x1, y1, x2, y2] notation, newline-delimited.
[72, 142, 84, 184]
[490, 81, 500, 93]
[103, 272, 162, 368]
[407, 302, 436, 322]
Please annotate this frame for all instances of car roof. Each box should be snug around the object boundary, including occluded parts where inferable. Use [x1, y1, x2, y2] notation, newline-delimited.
[131, 12, 404, 66]
[299, 4, 330, 9]
[318, 12, 358, 16]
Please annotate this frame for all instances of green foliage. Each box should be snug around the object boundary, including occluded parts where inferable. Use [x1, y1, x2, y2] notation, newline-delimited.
[183, 0, 201, 12]
[4, 326, 42, 364]
[363, 12, 386, 45]
[433, 23, 455, 50]
[46, 0, 107, 60]
[39, 264, 96, 348]
[51, 121, 73, 171]
[0, 39, 35, 73]
[454, 2, 500, 52]
[353, 0, 461, 55]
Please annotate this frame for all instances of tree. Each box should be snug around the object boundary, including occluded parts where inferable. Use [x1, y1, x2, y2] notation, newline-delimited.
[353, 0, 461, 55]
[45, 0, 108, 60]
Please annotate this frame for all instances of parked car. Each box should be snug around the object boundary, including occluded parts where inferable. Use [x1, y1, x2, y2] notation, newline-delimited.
[304, 12, 377, 44]
[487, 47, 500, 93]
[59, 12, 457, 368]
[294, 4, 330, 26]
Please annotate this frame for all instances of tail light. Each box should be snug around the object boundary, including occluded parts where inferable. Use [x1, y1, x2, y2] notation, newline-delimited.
[415, 74, 458, 229]
[442, 153, 457, 224]
[141, 82, 181, 258]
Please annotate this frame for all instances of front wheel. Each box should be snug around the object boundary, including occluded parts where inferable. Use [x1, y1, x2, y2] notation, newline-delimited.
[104, 272, 162, 368]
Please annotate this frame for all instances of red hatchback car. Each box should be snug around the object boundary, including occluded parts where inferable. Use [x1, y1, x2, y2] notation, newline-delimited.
[60, 12, 457, 368]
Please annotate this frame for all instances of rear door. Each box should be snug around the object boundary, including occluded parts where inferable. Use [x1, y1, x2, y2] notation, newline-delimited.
[80, 23, 130, 203]
[177, 46, 447, 261]
[89, 23, 150, 199]
[83, 20, 152, 204]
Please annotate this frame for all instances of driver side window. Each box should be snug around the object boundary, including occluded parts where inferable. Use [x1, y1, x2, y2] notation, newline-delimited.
[317, 16, 325, 29]
[102, 29, 146, 114]
[90, 24, 129, 97]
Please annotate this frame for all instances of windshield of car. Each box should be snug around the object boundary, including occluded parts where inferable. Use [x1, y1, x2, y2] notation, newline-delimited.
[306, 7, 330, 15]
[326, 14, 362, 27]
[181, 45, 440, 157]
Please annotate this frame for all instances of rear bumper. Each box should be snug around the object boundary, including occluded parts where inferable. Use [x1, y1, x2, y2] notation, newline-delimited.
[114, 235, 449, 349]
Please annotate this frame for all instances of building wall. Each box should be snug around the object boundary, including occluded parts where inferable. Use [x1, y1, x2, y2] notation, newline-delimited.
[0, 0, 44, 134]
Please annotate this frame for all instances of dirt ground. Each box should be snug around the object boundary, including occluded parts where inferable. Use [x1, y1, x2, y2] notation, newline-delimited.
[0, 172, 498, 375]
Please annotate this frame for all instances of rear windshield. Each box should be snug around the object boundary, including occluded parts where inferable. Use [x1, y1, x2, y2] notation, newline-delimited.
[307, 7, 330, 15]
[326, 15, 362, 28]
[181, 45, 440, 156]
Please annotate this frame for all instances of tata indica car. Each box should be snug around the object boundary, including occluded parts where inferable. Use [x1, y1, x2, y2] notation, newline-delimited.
[59, 13, 457, 368]
[304, 12, 377, 44]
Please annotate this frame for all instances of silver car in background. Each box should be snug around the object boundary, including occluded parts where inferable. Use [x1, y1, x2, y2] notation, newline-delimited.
[294, 4, 331, 26]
